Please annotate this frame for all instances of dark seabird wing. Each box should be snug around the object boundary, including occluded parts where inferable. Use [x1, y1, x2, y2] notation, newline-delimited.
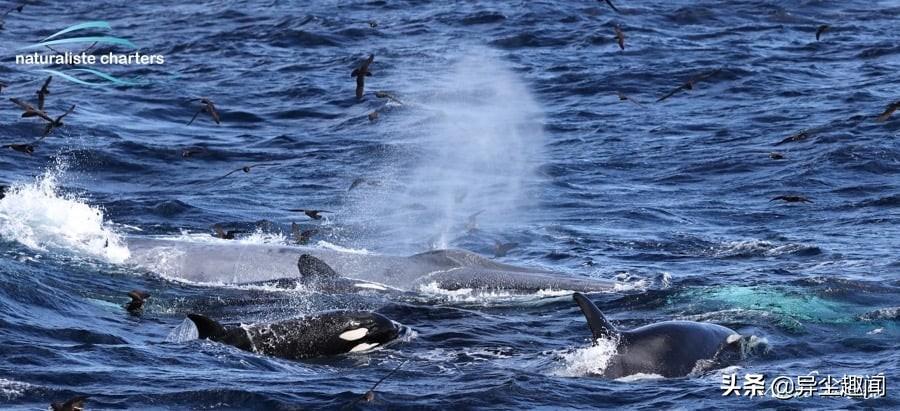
[206, 102, 221, 124]
[602, 0, 620, 13]
[656, 85, 684, 102]
[356, 75, 365, 99]
[876, 102, 898, 122]
[187, 107, 204, 126]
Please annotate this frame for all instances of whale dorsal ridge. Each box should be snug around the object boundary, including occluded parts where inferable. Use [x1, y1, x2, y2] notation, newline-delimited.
[297, 254, 339, 281]
[573, 292, 619, 341]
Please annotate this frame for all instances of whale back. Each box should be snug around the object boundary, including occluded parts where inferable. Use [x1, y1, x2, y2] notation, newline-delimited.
[612, 321, 738, 378]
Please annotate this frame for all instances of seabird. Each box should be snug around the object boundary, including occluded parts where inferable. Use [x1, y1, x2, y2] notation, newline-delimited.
[181, 147, 205, 157]
[50, 396, 87, 411]
[617, 92, 643, 107]
[769, 152, 785, 160]
[217, 163, 279, 179]
[42, 104, 75, 136]
[815, 24, 830, 41]
[351, 54, 374, 99]
[288, 209, 331, 220]
[10, 97, 52, 122]
[291, 222, 317, 245]
[368, 111, 379, 122]
[656, 69, 721, 103]
[360, 360, 408, 404]
[494, 241, 519, 257]
[600, 0, 620, 13]
[187, 97, 221, 126]
[349, 177, 381, 191]
[212, 224, 243, 239]
[2, 143, 35, 155]
[614, 25, 625, 50]
[465, 210, 485, 232]
[774, 130, 809, 146]
[125, 290, 150, 313]
[36, 76, 51, 111]
[771, 195, 813, 203]
[375, 91, 403, 105]
[876, 100, 900, 122]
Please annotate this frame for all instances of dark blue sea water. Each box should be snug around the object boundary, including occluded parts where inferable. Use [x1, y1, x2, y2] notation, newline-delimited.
[1, 0, 898, 409]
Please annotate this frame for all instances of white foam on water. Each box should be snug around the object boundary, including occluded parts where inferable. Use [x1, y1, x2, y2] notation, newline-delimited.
[556, 337, 619, 377]
[0, 168, 129, 263]
[0, 378, 33, 400]
[166, 318, 199, 343]
[615, 373, 665, 382]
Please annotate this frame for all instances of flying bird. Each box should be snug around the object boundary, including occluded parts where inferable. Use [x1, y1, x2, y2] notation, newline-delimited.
[50, 395, 88, 411]
[217, 163, 279, 179]
[771, 195, 813, 203]
[876, 100, 900, 122]
[42, 104, 75, 136]
[212, 224, 243, 239]
[600, 0, 620, 13]
[656, 69, 721, 103]
[291, 222, 317, 245]
[360, 360, 409, 404]
[617, 92, 643, 107]
[36, 76, 51, 110]
[181, 147, 206, 157]
[288, 209, 331, 220]
[815, 24, 830, 41]
[3, 142, 35, 155]
[187, 97, 221, 125]
[465, 210, 485, 232]
[774, 130, 809, 146]
[351, 54, 374, 99]
[125, 290, 150, 313]
[10, 97, 53, 122]
[349, 177, 381, 191]
[494, 241, 519, 257]
[375, 91, 403, 105]
[613, 25, 625, 50]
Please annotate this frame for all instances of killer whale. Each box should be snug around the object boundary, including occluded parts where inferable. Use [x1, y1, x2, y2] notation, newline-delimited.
[124, 237, 618, 293]
[572, 292, 744, 378]
[187, 310, 403, 360]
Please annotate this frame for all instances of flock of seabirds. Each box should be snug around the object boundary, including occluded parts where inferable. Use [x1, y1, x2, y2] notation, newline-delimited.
[0, 1, 898, 410]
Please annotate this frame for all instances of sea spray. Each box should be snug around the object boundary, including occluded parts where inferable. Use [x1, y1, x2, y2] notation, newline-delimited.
[348, 49, 546, 252]
[0, 168, 129, 263]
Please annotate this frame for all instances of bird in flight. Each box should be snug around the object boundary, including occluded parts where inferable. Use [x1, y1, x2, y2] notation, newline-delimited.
[352, 54, 375, 99]
[217, 163, 279, 180]
[288, 209, 332, 220]
[656, 69, 721, 102]
[774, 130, 809, 146]
[815, 24, 830, 41]
[876, 100, 899, 122]
[187, 97, 221, 125]
[771, 195, 813, 203]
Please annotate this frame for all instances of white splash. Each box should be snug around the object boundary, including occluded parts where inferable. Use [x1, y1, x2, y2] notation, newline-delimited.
[346, 49, 546, 252]
[0, 378, 33, 400]
[556, 337, 619, 377]
[0, 169, 129, 263]
[615, 373, 665, 382]
[166, 318, 199, 343]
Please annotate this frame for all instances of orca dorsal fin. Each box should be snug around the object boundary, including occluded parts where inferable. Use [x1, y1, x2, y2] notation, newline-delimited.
[187, 314, 227, 340]
[573, 292, 619, 341]
[297, 254, 339, 281]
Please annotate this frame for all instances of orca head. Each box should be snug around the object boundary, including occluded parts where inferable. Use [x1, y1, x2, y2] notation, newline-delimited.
[334, 311, 402, 354]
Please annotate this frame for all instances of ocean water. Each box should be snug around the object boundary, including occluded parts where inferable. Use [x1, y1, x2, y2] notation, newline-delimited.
[1, 0, 898, 409]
